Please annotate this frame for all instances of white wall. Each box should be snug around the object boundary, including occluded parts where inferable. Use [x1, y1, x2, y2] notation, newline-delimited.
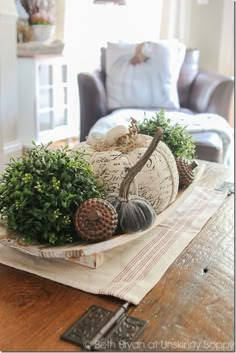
[0, 0, 22, 172]
[64, 0, 163, 71]
[160, 0, 234, 127]
[160, 0, 234, 75]
[182, 0, 234, 126]
[62, 0, 234, 76]
[186, 0, 224, 73]
[218, 0, 234, 76]
[54, 0, 65, 41]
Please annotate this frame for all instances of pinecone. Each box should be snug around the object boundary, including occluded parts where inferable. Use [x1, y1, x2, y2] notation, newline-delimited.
[74, 198, 118, 242]
[176, 158, 199, 188]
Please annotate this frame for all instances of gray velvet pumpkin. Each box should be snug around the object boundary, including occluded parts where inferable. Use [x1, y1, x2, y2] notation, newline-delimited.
[106, 128, 163, 234]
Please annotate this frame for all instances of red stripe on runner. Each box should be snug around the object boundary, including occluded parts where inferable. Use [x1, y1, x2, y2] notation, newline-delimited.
[99, 195, 201, 296]
[99, 189, 212, 297]
[117, 230, 180, 298]
[118, 195, 205, 284]
[116, 198, 209, 297]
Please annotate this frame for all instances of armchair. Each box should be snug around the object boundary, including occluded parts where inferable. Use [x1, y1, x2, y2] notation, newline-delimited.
[78, 48, 234, 163]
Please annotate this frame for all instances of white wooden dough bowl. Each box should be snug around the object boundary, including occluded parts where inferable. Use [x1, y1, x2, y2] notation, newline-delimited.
[0, 163, 204, 269]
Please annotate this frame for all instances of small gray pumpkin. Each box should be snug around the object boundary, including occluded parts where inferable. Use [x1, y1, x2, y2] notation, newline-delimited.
[106, 128, 163, 234]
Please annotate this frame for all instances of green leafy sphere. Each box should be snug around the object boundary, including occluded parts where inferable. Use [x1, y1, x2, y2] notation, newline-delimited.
[0, 143, 105, 245]
[137, 110, 196, 160]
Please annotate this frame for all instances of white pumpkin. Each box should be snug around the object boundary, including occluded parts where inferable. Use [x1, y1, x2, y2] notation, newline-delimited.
[74, 132, 179, 214]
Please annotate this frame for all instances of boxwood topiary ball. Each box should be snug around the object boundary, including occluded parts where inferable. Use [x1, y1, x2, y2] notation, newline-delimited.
[0, 143, 104, 245]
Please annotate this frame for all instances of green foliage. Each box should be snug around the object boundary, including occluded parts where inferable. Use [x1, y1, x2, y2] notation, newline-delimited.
[137, 110, 196, 159]
[0, 143, 104, 245]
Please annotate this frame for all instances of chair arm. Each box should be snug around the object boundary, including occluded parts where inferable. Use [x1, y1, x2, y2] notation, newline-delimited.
[188, 70, 234, 123]
[78, 70, 108, 141]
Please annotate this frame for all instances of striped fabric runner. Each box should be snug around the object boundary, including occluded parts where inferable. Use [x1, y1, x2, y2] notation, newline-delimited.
[97, 186, 226, 302]
[0, 186, 226, 304]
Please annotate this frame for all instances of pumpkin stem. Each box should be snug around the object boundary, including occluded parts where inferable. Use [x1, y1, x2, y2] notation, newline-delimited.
[116, 118, 139, 146]
[191, 160, 199, 170]
[119, 127, 163, 200]
[130, 42, 148, 65]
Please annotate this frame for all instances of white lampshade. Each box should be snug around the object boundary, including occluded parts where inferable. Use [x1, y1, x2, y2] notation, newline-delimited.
[93, 0, 126, 5]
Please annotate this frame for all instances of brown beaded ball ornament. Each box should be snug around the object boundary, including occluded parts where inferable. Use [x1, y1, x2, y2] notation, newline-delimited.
[74, 198, 118, 242]
[176, 158, 199, 188]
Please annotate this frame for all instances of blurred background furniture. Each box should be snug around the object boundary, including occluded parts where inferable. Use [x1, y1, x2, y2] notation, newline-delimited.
[18, 55, 78, 147]
[78, 48, 234, 163]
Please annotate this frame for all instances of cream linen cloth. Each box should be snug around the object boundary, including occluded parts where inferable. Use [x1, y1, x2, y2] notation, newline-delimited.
[0, 186, 226, 305]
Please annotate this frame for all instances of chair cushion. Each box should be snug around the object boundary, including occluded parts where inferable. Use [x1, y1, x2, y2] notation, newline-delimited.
[191, 132, 223, 163]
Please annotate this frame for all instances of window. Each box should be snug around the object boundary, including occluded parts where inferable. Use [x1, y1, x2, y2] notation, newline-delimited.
[64, 0, 163, 71]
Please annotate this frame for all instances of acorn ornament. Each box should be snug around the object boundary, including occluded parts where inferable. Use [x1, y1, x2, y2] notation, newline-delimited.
[74, 199, 118, 242]
[176, 158, 199, 188]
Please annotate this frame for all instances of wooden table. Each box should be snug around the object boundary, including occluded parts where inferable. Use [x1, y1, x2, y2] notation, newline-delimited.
[0, 162, 234, 352]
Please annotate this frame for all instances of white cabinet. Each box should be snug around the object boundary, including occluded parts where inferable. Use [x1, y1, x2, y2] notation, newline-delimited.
[17, 55, 78, 146]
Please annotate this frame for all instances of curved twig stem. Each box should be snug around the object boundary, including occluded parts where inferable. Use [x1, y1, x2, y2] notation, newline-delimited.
[119, 127, 163, 200]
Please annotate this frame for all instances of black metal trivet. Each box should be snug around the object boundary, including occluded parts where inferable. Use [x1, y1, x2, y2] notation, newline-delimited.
[61, 303, 147, 351]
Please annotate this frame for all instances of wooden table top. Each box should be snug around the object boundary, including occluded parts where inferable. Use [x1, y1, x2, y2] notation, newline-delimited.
[0, 162, 234, 352]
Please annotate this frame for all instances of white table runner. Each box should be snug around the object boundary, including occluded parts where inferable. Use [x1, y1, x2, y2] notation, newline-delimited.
[0, 186, 226, 305]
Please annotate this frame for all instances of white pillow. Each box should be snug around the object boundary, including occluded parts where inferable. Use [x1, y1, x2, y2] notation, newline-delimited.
[106, 40, 186, 110]
[106, 41, 136, 73]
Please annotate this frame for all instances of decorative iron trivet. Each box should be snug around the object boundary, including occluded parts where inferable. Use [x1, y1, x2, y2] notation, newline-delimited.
[61, 303, 147, 351]
[215, 181, 234, 196]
